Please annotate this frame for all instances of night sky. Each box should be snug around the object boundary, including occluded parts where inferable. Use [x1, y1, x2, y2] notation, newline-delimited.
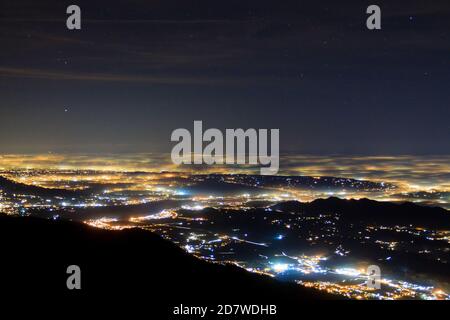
[0, 0, 449, 154]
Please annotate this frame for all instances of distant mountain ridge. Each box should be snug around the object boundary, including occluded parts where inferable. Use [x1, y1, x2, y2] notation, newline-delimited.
[0, 175, 84, 198]
[2, 174, 448, 228]
[271, 197, 450, 229]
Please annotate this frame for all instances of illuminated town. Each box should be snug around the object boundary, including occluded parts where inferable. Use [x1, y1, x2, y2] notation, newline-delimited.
[0, 154, 449, 300]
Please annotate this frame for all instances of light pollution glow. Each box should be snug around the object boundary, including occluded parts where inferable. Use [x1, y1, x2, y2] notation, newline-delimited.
[0, 153, 449, 208]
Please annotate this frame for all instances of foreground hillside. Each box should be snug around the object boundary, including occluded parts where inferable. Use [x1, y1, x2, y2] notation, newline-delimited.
[0, 214, 335, 309]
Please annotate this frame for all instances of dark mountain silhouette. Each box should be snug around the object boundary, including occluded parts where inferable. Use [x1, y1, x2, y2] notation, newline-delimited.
[271, 197, 450, 229]
[0, 214, 335, 310]
[30, 199, 191, 220]
[183, 180, 264, 196]
[0, 175, 85, 198]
